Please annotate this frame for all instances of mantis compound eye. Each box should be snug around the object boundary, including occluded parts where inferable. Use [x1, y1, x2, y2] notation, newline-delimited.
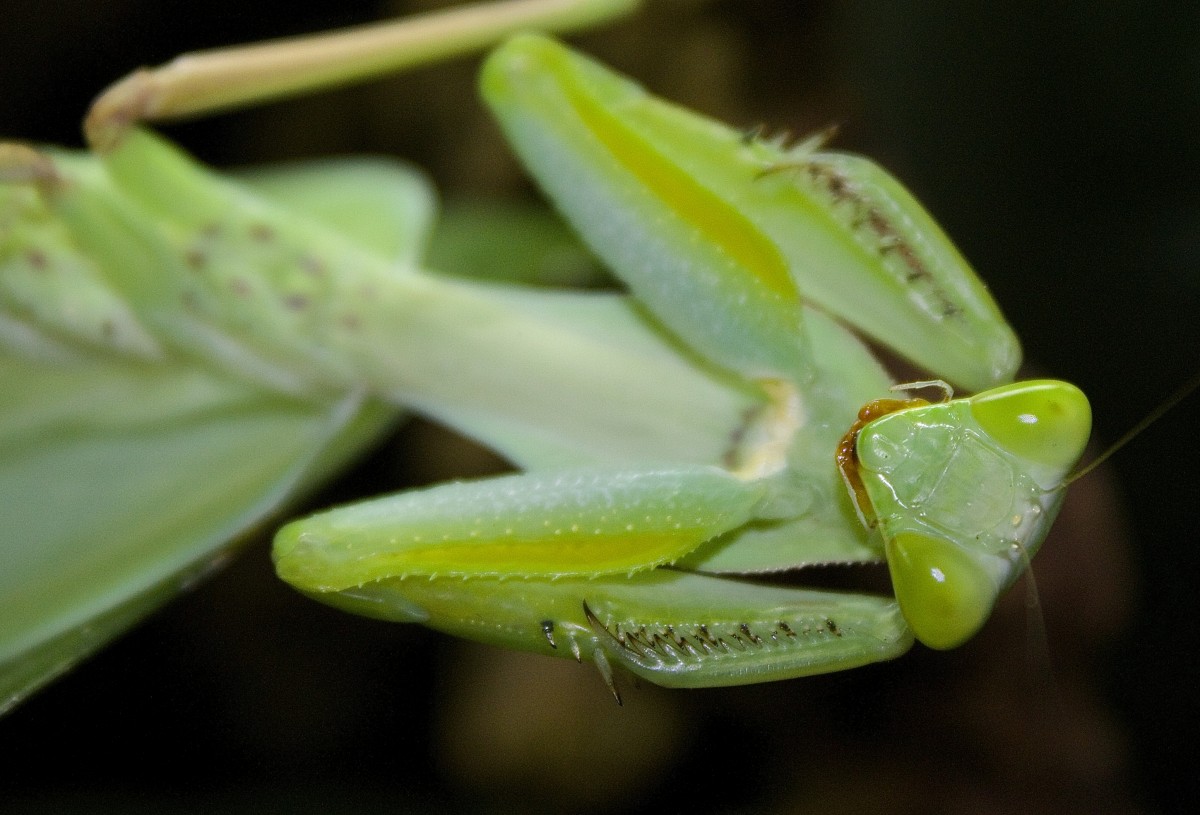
[885, 531, 996, 650]
[969, 380, 1092, 473]
[854, 379, 1092, 650]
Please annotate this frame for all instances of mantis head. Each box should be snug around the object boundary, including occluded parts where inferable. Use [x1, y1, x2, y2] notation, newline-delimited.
[852, 380, 1092, 649]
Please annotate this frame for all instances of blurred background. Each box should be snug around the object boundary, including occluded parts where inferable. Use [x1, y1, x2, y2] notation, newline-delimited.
[1, 1, 1198, 812]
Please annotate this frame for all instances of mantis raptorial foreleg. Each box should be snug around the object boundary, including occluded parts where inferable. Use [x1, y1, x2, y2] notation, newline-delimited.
[0, 0, 657, 710]
[268, 34, 1088, 689]
[83, 0, 642, 149]
[1, 0, 1091, 707]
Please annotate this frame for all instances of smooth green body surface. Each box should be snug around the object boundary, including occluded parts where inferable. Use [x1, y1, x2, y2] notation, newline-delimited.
[268, 36, 1090, 691]
[1, 8, 1091, 706]
[857, 381, 1091, 648]
[481, 35, 1020, 391]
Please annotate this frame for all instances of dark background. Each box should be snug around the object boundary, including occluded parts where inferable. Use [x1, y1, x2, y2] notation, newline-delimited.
[2, 1, 1198, 812]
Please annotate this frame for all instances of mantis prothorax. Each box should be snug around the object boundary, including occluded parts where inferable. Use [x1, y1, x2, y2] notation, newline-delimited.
[0, 0, 1091, 706]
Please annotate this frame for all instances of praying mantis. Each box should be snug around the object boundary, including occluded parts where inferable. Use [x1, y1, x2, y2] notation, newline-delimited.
[0, 0, 1096, 709]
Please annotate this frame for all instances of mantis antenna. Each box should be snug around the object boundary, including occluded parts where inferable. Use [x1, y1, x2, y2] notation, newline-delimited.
[1064, 369, 1200, 485]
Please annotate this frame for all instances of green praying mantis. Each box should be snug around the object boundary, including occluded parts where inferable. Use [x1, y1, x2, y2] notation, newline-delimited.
[0, 0, 1093, 707]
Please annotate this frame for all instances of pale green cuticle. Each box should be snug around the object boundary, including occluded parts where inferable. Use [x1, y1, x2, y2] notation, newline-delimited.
[5, 16, 1095, 700]
[885, 531, 996, 650]
[969, 379, 1091, 471]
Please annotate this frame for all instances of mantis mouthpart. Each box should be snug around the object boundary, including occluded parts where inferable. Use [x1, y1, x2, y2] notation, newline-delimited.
[843, 380, 1091, 650]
